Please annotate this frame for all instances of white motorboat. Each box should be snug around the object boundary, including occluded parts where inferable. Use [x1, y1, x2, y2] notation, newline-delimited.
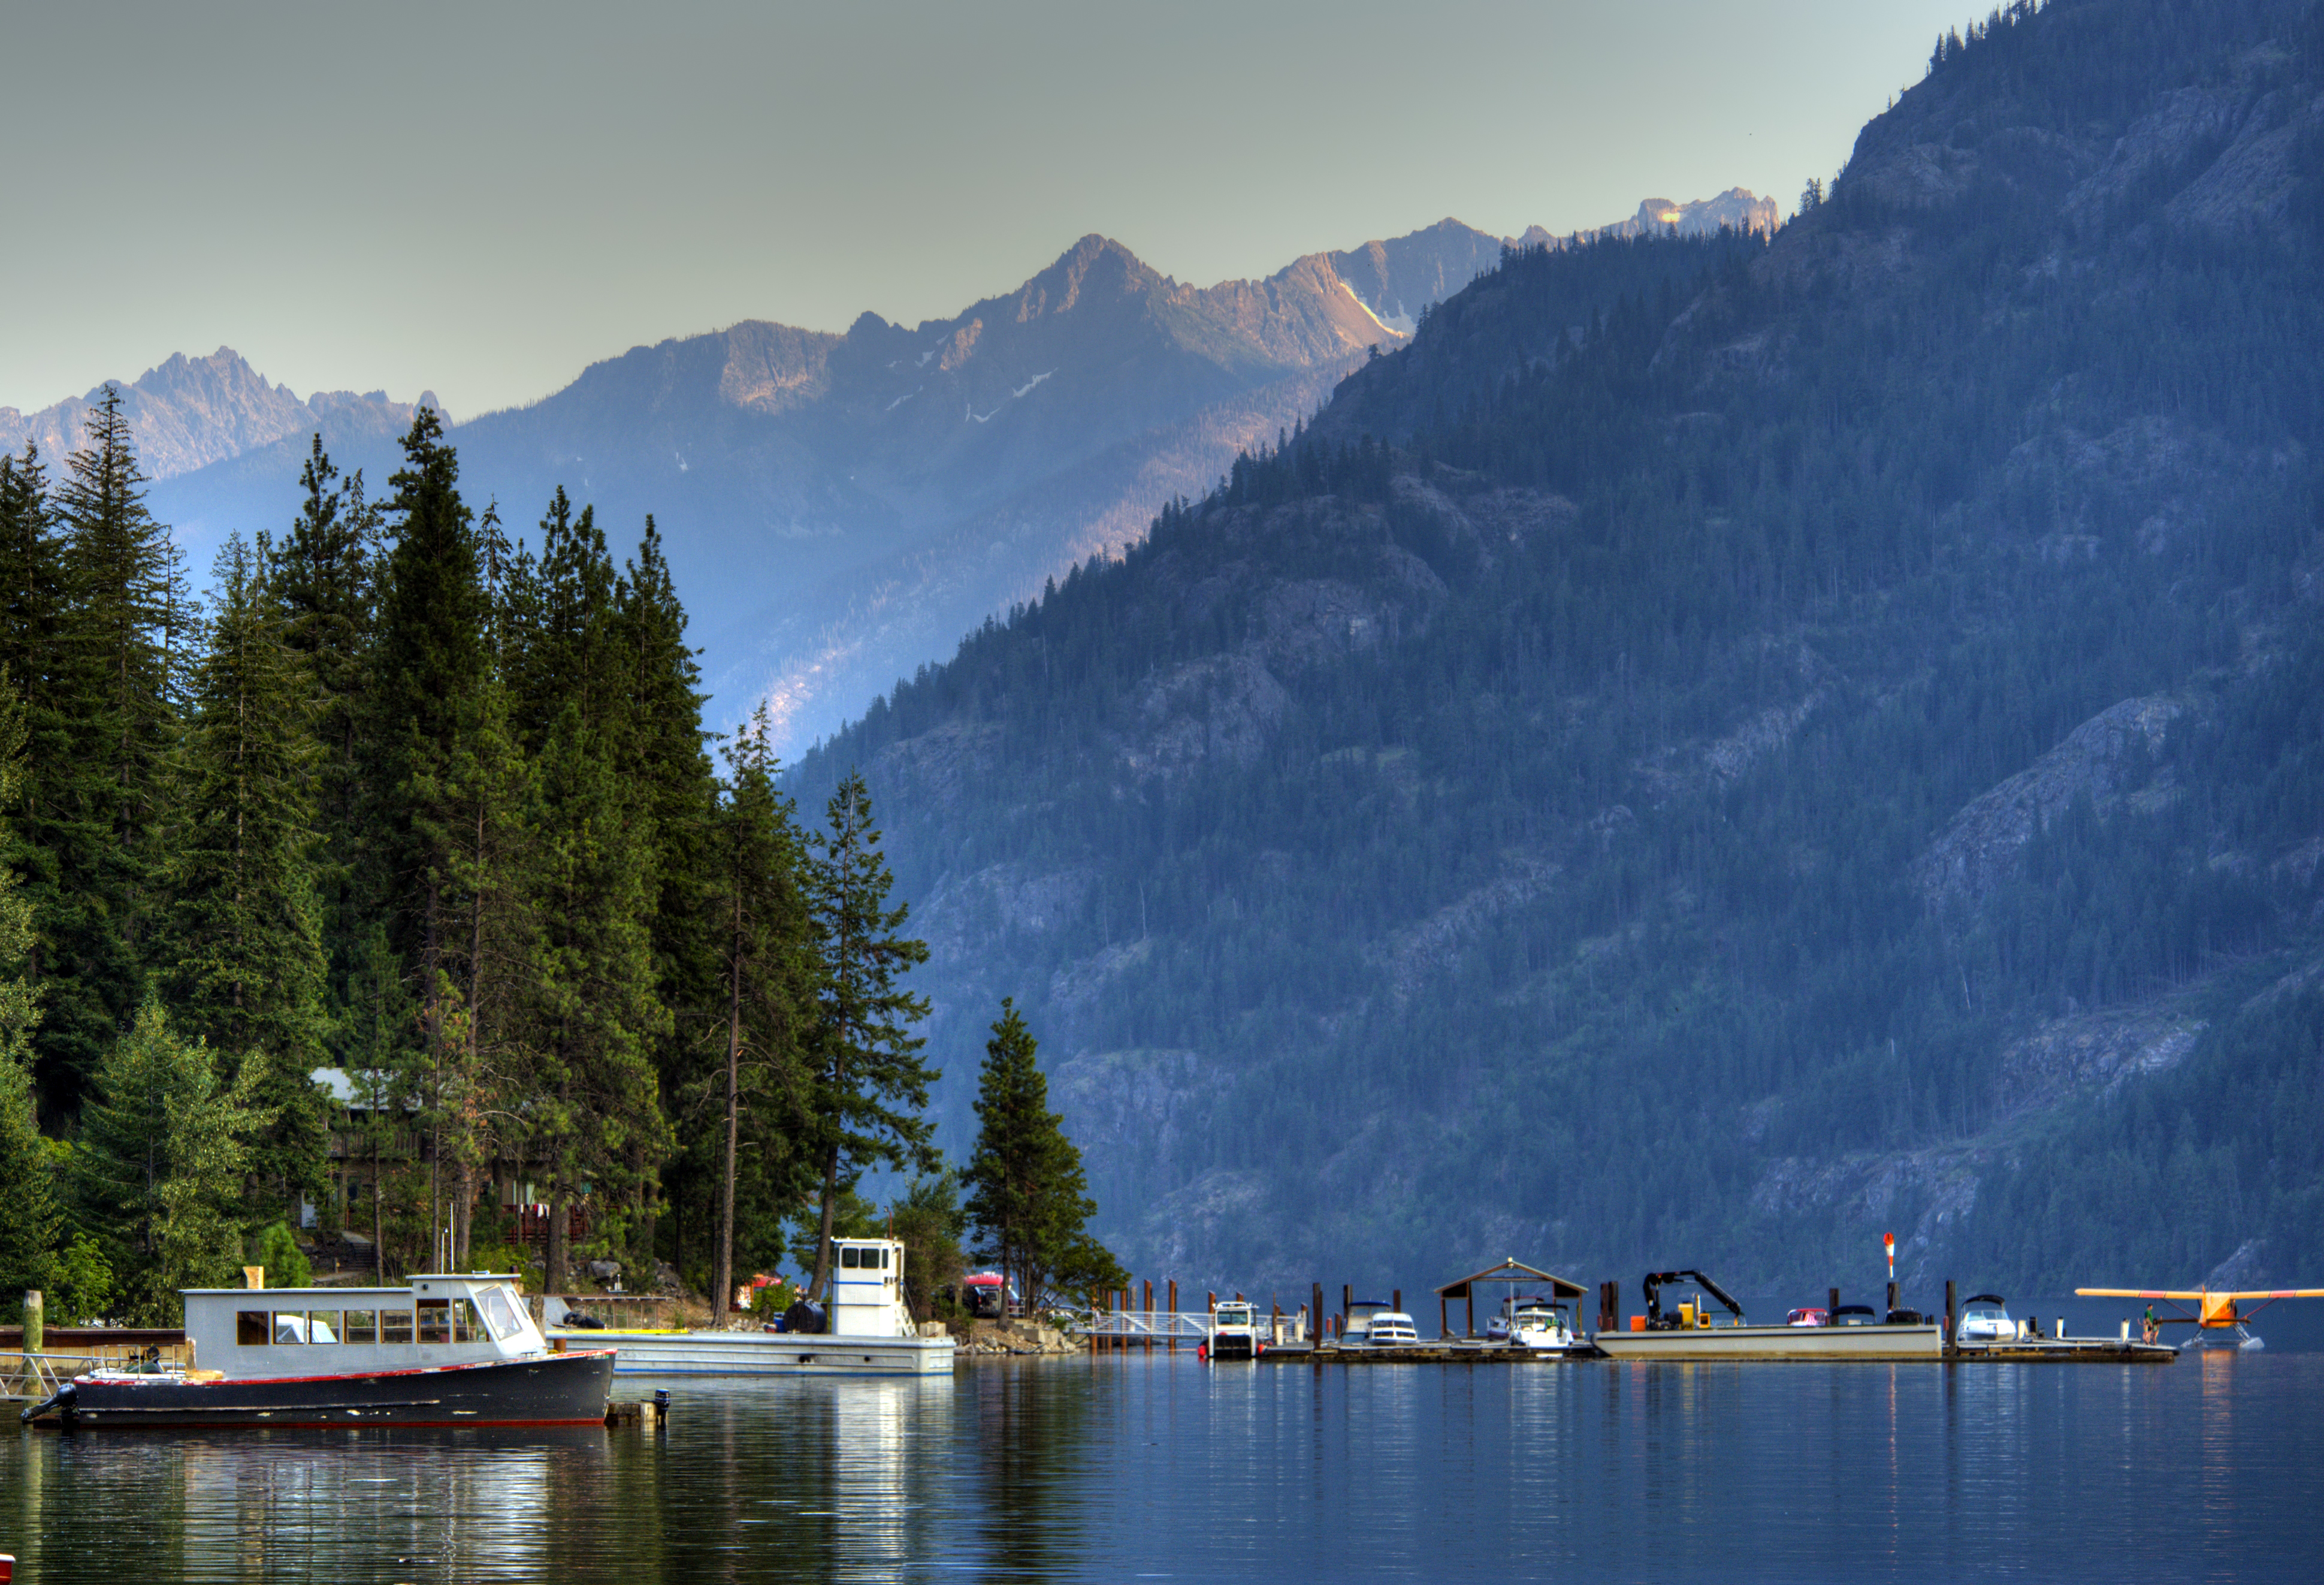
[554, 1238, 955, 1376]
[1956, 1293, 2015, 1344]
[1485, 1295, 1574, 1351]
[1208, 1300, 1261, 1359]
[1364, 1312, 1421, 1347]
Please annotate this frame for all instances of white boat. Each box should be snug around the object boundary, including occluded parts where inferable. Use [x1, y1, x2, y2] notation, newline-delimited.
[1591, 1269, 1944, 1361]
[1209, 1300, 1261, 1359]
[1485, 1296, 1574, 1351]
[552, 1238, 955, 1377]
[1338, 1297, 1393, 1346]
[24, 1272, 612, 1428]
[1956, 1293, 2015, 1344]
[1364, 1312, 1421, 1347]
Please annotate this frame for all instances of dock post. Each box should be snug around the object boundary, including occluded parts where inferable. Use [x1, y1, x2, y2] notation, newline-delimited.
[1146, 1280, 1154, 1352]
[1169, 1279, 1178, 1354]
[1887, 1280, 1898, 1317]
[1945, 1280, 1957, 1356]
[1392, 1288, 1401, 1315]
[1313, 1283, 1323, 1344]
[21, 1291, 40, 1355]
[1342, 1285, 1350, 1328]
[1467, 1291, 1474, 1338]
[1829, 1287, 1839, 1320]
[1440, 1296, 1449, 1339]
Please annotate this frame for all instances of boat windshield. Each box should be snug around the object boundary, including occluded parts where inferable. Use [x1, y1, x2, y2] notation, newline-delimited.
[1962, 1305, 2009, 1321]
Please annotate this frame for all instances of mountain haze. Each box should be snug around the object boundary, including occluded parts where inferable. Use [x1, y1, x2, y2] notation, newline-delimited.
[93, 200, 1770, 751]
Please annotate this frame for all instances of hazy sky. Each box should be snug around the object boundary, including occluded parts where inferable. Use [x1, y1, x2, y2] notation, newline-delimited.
[4, 0, 1973, 420]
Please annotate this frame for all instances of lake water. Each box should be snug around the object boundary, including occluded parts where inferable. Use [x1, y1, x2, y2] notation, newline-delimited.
[5, 1324, 2321, 1580]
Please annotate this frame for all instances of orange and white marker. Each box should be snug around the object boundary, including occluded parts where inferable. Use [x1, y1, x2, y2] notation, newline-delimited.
[1884, 1233, 1896, 1282]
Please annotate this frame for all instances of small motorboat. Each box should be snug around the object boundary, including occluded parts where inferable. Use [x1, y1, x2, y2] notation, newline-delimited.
[1485, 1296, 1574, 1349]
[1364, 1312, 1421, 1347]
[1956, 1294, 2015, 1344]
[21, 1272, 612, 1430]
[1209, 1300, 1261, 1360]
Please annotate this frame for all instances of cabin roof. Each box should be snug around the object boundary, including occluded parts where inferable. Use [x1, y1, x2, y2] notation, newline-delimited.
[1436, 1258, 1586, 1301]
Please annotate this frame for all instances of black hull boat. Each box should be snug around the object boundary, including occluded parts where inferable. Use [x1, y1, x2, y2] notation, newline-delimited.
[25, 1347, 614, 1430]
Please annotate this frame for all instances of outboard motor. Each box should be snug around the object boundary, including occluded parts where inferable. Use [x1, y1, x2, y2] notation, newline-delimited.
[783, 1298, 827, 1336]
[20, 1381, 75, 1426]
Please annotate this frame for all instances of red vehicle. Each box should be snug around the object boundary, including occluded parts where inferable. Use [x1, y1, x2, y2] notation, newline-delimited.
[962, 1273, 1010, 1320]
[1787, 1307, 1830, 1327]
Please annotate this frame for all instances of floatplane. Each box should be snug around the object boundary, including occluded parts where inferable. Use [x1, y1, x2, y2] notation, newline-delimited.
[2075, 1284, 2324, 1351]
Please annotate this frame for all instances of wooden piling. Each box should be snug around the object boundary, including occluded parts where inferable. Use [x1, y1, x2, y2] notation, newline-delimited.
[1313, 1283, 1323, 1345]
[1169, 1279, 1178, 1354]
[1945, 1279, 1957, 1356]
[20, 1293, 40, 1357]
[1440, 1296, 1449, 1339]
[1828, 1287, 1840, 1319]
[1145, 1279, 1154, 1352]
[1887, 1281, 1899, 1317]
[1392, 1289, 1401, 1315]
[1342, 1285, 1350, 1328]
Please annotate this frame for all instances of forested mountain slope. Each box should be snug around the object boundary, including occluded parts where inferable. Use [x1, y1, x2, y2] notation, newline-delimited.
[797, 0, 2324, 1300]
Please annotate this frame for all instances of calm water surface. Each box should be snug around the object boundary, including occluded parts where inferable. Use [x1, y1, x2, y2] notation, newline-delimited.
[4, 1344, 2319, 1580]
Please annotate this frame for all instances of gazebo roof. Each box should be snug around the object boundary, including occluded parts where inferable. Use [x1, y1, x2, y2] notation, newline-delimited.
[1435, 1258, 1585, 1301]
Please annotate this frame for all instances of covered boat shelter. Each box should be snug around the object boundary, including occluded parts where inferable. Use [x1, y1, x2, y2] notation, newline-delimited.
[1436, 1258, 1588, 1339]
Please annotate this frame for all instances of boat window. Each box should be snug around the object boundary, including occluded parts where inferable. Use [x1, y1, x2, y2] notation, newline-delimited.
[238, 1311, 270, 1345]
[418, 1299, 452, 1344]
[306, 1311, 340, 1344]
[451, 1299, 483, 1344]
[382, 1309, 414, 1345]
[477, 1287, 524, 1341]
[877, 1247, 889, 1269]
[273, 1313, 306, 1344]
[841, 1246, 860, 1270]
[343, 1310, 378, 1345]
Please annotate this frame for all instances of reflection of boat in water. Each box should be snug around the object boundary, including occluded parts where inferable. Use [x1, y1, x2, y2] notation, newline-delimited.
[1591, 1270, 1943, 1361]
[22, 1273, 612, 1429]
[562, 1238, 954, 1376]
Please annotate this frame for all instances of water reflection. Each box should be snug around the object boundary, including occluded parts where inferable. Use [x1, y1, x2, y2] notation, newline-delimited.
[4, 1355, 2321, 1580]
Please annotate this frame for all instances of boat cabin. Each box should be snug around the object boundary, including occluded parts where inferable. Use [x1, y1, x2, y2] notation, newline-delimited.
[829, 1239, 913, 1338]
[182, 1273, 548, 1379]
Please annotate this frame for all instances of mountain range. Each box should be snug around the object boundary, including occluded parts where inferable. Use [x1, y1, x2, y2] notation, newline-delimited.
[790, 0, 2324, 1300]
[11, 195, 1776, 754]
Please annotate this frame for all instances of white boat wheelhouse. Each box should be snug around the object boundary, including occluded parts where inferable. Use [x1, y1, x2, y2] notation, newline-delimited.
[183, 1273, 548, 1379]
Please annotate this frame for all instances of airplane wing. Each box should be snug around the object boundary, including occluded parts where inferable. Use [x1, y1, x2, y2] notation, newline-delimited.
[2220, 1289, 2324, 1300]
[2075, 1288, 2204, 1300]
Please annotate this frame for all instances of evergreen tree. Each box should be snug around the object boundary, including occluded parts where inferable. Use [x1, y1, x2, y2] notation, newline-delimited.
[270, 435, 384, 1016]
[963, 998, 1104, 1309]
[368, 409, 490, 1243]
[71, 1001, 262, 1323]
[616, 517, 721, 1269]
[707, 707, 814, 1322]
[803, 771, 935, 1299]
[505, 490, 669, 1288]
[40, 391, 187, 1110]
[0, 673, 60, 1314]
[159, 536, 331, 1225]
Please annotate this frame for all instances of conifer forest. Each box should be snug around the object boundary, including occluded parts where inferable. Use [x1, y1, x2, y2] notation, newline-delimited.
[0, 397, 1114, 1325]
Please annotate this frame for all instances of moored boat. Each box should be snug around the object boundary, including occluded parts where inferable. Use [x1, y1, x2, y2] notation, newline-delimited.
[1591, 1269, 1944, 1361]
[21, 1272, 612, 1429]
[556, 1237, 955, 1376]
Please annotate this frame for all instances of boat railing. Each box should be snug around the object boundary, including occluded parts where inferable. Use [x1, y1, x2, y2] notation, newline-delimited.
[0, 1344, 193, 1397]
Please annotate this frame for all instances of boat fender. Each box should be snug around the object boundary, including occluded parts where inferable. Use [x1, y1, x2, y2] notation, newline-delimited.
[19, 1381, 74, 1424]
[1197, 1342, 1208, 1362]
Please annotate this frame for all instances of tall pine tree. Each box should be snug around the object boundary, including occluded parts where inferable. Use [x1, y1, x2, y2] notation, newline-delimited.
[158, 536, 331, 1226]
[803, 771, 934, 1300]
